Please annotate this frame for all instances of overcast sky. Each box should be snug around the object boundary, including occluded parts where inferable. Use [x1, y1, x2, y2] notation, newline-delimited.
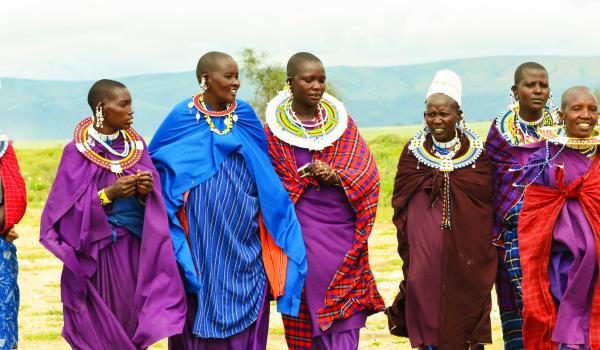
[2, 0, 599, 80]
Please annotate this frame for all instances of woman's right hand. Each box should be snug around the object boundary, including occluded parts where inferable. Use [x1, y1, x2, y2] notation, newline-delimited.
[104, 174, 138, 200]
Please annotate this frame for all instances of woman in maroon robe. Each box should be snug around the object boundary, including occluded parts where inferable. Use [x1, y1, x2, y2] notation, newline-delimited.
[40, 79, 186, 350]
[386, 70, 497, 350]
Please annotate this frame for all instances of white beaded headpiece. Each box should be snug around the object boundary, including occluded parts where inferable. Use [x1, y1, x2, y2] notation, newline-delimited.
[426, 69, 462, 107]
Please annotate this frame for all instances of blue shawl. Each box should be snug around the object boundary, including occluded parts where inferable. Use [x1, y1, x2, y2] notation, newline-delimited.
[149, 98, 307, 316]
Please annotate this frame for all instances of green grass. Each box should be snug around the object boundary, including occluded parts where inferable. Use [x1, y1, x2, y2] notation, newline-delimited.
[13, 123, 504, 349]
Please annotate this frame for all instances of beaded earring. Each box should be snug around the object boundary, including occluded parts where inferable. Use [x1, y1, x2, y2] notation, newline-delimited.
[284, 80, 292, 99]
[200, 77, 208, 92]
[510, 90, 518, 104]
[95, 106, 104, 129]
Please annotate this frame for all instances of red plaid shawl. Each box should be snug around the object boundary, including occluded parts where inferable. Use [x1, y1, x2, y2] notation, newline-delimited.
[1, 143, 27, 233]
[266, 117, 385, 334]
[519, 156, 600, 350]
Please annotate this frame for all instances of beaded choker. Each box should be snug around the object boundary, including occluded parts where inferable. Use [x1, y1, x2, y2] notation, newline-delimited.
[539, 125, 600, 146]
[409, 127, 484, 230]
[74, 118, 144, 174]
[191, 94, 238, 135]
[0, 132, 8, 159]
[266, 90, 348, 150]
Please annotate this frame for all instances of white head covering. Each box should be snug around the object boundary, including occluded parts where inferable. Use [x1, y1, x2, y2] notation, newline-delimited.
[425, 69, 462, 107]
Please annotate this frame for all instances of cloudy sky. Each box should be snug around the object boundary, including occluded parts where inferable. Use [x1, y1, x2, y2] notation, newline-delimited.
[2, 0, 599, 80]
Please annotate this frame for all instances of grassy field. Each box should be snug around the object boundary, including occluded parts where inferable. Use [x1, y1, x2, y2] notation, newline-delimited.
[12, 121, 504, 349]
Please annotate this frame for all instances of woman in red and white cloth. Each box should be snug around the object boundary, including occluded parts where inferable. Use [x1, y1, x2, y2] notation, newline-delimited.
[0, 131, 27, 350]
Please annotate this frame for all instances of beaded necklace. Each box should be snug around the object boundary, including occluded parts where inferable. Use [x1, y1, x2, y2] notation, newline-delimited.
[284, 99, 327, 139]
[88, 127, 130, 158]
[497, 102, 558, 146]
[191, 93, 238, 135]
[266, 91, 348, 151]
[74, 118, 144, 174]
[409, 127, 484, 230]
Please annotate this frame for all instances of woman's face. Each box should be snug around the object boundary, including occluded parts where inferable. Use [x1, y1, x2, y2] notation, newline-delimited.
[204, 58, 240, 105]
[290, 61, 326, 108]
[560, 91, 599, 138]
[512, 69, 550, 113]
[100, 87, 133, 132]
[424, 93, 461, 142]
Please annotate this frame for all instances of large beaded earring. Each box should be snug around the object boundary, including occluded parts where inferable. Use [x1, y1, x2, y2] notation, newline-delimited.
[95, 105, 104, 129]
[200, 77, 208, 92]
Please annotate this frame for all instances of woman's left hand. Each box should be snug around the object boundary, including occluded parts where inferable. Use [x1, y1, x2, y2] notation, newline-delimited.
[309, 160, 341, 186]
[136, 170, 154, 196]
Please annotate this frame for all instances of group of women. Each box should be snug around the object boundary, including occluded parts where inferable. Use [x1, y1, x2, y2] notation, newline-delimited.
[0, 51, 597, 350]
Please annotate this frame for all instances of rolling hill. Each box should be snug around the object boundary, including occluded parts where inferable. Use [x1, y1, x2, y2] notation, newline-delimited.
[1, 55, 599, 140]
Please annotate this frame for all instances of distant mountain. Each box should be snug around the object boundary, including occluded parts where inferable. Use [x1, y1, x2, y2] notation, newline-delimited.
[2, 56, 600, 140]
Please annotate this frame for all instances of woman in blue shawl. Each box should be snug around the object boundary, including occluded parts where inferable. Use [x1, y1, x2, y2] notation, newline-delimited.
[149, 52, 307, 350]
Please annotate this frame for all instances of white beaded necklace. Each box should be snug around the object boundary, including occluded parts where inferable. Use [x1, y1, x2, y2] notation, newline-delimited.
[88, 127, 130, 158]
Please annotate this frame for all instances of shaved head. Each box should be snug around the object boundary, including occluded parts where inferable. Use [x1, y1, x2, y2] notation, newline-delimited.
[287, 52, 322, 78]
[196, 51, 234, 83]
[87, 79, 127, 111]
[561, 86, 597, 110]
[514, 62, 547, 85]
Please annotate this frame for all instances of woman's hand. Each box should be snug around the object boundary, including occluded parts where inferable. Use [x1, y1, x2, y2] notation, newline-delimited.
[5, 228, 18, 243]
[308, 160, 341, 186]
[135, 170, 154, 196]
[104, 174, 138, 200]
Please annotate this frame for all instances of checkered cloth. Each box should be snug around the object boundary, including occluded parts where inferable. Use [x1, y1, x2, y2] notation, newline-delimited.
[500, 310, 524, 350]
[485, 121, 528, 314]
[519, 160, 600, 349]
[266, 117, 385, 344]
[281, 295, 313, 349]
[0, 143, 27, 233]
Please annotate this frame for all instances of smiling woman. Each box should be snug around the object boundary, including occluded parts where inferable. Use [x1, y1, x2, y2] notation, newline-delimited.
[517, 87, 600, 349]
[149, 52, 307, 350]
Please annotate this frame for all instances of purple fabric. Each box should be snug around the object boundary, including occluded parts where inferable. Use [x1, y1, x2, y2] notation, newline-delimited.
[168, 284, 270, 350]
[40, 136, 186, 349]
[312, 328, 360, 350]
[403, 189, 443, 348]
[294, 147, 367, 337]
[529, 145, 597, 349]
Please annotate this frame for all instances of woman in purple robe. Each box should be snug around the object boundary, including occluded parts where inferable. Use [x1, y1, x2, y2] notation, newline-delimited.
[264, 52, 385, 350]
[40, 79, 186, 350]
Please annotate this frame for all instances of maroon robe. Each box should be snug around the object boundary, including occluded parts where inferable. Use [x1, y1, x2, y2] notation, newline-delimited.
[386, 134, 497, 350]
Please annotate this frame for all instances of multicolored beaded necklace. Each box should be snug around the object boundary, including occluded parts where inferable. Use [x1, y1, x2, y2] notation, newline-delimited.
[191, 93, 238, 135]
[409, 127, 484, 230]
[497, 102, 558, 146]
[266, 91, 348, 151]
[0, 132, 8, 159]
[74, 118, 144, 174]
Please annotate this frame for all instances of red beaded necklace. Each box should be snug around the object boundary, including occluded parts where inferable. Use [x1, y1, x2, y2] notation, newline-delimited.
[193, 93, 237, 117]
[73, 118, 144, 174]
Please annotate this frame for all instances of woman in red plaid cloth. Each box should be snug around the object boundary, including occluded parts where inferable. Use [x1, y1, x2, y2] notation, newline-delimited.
[518, 86, 600, 350]
[386, 70, 497, 350]
[0, 131, 27, 349]
[265, 52, 385, 350]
